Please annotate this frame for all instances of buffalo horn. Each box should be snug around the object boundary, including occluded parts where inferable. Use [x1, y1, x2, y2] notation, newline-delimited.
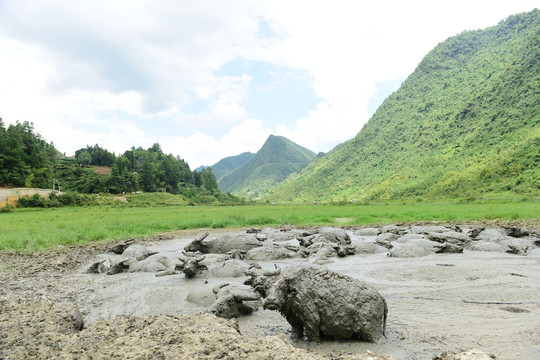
[193, 231, 210, 243]
[213, 283, 229, 295]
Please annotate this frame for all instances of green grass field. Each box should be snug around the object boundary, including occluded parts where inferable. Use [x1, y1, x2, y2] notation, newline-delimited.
[1, 200, 539, 252]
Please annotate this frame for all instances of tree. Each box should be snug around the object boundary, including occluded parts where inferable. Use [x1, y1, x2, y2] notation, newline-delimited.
[200, 167, 218, 191]
[0, 121, 55, 187]
[141, 157, 156, 192]
[77, 150, 92, 165]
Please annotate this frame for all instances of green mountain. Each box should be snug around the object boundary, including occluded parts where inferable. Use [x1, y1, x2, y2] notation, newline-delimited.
[271, 10, 540, 202]
[211, 152, 255, 180]
[218, 135, 316, 198]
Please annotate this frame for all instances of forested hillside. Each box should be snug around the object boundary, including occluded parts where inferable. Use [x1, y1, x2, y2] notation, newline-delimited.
[271, 10, 540, 201]
[0, 120, 240, 204]
[218, 135, 316, 198]
[211, 152, 255, 180]
[0, 120, 57, 188]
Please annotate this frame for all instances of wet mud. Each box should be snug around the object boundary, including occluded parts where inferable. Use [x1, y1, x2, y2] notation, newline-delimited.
[1, 224, 539, 359]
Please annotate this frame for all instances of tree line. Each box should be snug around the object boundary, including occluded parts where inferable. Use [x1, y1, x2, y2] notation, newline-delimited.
[0, 120, 56, 188]
[0, 119, 240, 204]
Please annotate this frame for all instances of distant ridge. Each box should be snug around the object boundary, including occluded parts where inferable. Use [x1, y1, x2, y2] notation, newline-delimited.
[211, 152, 255, 180]
[270, 10, 540, 201]
[218, 135, 316, 198]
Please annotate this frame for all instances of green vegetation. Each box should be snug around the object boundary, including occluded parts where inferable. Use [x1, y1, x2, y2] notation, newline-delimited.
[57, 143, 210, 195]
[211, 151, 255, 180]
[12, 189, 244, 210]
[218, 135, 316, 198]
[1, 199, 538, 252]
[0, 121, 243, 205]
[271, 10, 540, 202]
[0, 120, 57, 188]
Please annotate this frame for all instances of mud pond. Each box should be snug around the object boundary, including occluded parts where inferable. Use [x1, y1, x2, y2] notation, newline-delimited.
[69, 226, 540, 360]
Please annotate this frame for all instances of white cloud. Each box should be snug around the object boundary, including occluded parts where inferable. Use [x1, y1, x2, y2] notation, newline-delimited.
[0, 0, 537, 169]
[276, 101, 368, 153]
[0, 0, 267, 114]
[161, 119, 272, 167]
[259, 0, 538, 153]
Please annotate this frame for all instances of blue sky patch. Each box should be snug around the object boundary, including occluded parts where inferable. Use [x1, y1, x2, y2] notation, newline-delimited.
[218, 59, 320, 128]
[367, 77, 404, 116]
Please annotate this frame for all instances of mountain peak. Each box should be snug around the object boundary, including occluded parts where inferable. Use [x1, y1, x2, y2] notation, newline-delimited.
[217, 135, 316, 198]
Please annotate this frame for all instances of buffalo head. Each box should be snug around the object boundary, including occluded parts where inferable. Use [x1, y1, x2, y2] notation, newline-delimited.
[244, 264, 281, 296]
[262, 276, 291, 311]
[181, 251, 206, 278]
[183, 232, 210, 253]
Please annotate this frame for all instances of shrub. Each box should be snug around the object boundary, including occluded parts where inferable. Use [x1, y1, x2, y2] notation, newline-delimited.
[16, 196, 29, 207]
[57, 192, 78, 206]
[28, 194, 46, 207]
[0, 204, 14, 213]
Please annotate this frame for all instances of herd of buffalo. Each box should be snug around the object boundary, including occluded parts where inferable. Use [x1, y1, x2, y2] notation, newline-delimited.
[84, 224, 539, 343]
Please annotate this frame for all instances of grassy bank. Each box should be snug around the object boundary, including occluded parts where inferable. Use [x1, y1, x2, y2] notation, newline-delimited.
[1, 200, 539, 252]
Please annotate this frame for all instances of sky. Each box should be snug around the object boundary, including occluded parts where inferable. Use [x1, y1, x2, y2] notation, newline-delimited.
[0, 0, 537, 168]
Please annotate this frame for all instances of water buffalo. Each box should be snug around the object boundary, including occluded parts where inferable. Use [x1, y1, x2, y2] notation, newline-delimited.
[181, 253, 207, 278]
[211, 283, 261, 319]
[184, 232, 263, 254]
[263, 266, 387, 342]
[244, 264, 281, 296]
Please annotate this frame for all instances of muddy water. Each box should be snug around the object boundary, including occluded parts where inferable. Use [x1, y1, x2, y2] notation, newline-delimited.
[74, 231, 540, 360]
